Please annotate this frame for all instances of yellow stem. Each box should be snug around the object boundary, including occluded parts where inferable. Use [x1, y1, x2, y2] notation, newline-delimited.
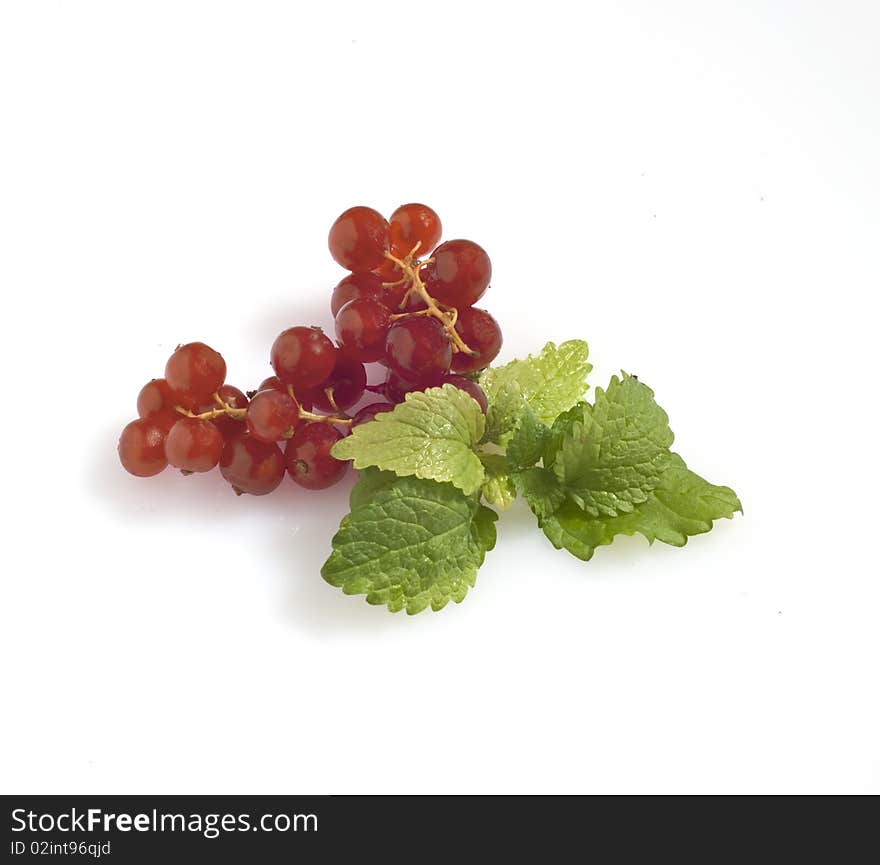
[286, 385, 353, 427]
[324, 387, 342, 415]
[176, 393, 247, 421]
[383, 251, 476, 356]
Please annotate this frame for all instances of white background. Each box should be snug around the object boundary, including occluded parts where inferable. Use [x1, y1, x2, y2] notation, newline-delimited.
[1, 1, 878, 794]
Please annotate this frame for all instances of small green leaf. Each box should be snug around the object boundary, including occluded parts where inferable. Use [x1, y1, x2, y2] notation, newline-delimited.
[506, 406, 550, 472]
[554, 375, 674, 517]
[480, 340, 591, 431]
[321, 469, 496, 614]
[540, 456, 742, 561]
[482, 380, 525, 445]
[513, 466, 566, 519]
[543, 402, 588, 469]
[471, 501, 500, 553]
[480, 453, 517, 510]
[348, 464, 398, 508]
[331, 384, 485, 495]
[539, 499, 603, 561]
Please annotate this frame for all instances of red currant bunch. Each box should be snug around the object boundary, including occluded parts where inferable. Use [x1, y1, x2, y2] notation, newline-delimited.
[329, 203, 502, 405]
[118, 203, 502, 493]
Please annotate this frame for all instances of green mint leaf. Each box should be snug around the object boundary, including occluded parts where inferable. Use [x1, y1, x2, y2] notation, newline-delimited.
[480, 453, 517, 510]
[331, 384, 486, 495]
[482, 380, 525, 445]
[506, 405, 551, 472]
[538, 499, 604, 560]
[513, 466, 566, 519]
[321, 469, 496, 614]
[480, 340, 592, 432]
[644, 457, 742, 544]
[471, 499, 499, 553]
[348, 462, 399, 508]
[542, 402, 588, 469]
[554, 374, 674, 516]
[539, 456, 741, 560]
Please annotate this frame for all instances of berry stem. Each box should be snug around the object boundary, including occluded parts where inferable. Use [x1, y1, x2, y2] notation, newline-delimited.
[324, 387, 342, 415]
[287, 385, 353, 427]
[383, 251, 477, 356]
[176, 395, 247, 421]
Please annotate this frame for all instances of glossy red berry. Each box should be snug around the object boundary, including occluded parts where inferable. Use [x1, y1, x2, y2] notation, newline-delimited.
[256, 376, 313, 411]
[382, 369, 415, 403]
[389, 203, 442, 257]
[372, 256, 404, 280]
[257, 376, 286, 394]
[285, 423, 347, 490]
[151, 408, 184, 435]
[437, 374, 488, 413]
[385, 315, 452, 381]
[308, 353, 367, 413]
[246, 389, 299, 442]
[164, 342, 227, 403]
[270, 326, 337, 389]
[118, 418, 169, 477]
[451, 307, 502, 373]
[137, 378, 179, 418]
[165, 417, 224, 472]
[328, 206, 390, 271]
[212, 386, 249, 440]
[335, 298, 392, 363]
[423, 239, 491, 308]
[331, 272, 385, 317]
[352, 401, 394, 427]
[216, 384, 248, 409]
[219, 433, 285, 496]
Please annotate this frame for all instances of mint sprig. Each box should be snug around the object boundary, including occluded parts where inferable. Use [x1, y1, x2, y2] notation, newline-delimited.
[322, 341, 741, 613]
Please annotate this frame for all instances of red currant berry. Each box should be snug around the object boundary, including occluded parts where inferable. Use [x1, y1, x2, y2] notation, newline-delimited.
[328, 206, 390, 271]
[382, 369, 415, 403]
[151, 408, 184, 435]
[256, 376, 313, 411]
[389, 203, 442, 257]
[385, 315, 452, 381]
[437, 374, 488, 413]
[212, 385, 249, 440]
[165, 417, 224, 472]
[246, 389, 299, 442]
[270, 326, 337, 389]
[118, 418, 169, 477]
[451, 307, 502, 373]
[331, 272, 384, 317]
[257, 376, 285, 393]
[352, 401, 394, 427]
[335, 298, 392, 363]
[307, 353, 367, 413]
[422, 239, 491, 308]
[164, 342, 227, 403]
[372, 257, 404, 281]
[137, 378, 179, 418]
[219, 433, 285, 496]
[285, 423, 347, 490]
[216, 384, 248, 409]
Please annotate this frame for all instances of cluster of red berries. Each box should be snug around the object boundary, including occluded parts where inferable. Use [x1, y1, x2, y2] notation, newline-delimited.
[118, 203, 502, 495]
